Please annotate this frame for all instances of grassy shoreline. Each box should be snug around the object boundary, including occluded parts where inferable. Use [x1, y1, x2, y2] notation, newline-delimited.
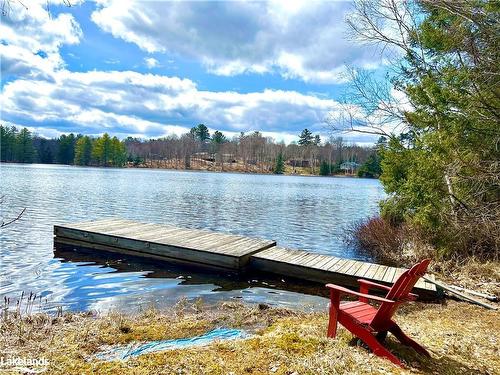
[128, 161, 359, 178]
[1, 299, 498, 374]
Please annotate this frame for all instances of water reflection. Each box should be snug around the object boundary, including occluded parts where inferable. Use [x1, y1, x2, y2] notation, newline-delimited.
[0, 163, 385, 311]
[54, 244, 329, 312]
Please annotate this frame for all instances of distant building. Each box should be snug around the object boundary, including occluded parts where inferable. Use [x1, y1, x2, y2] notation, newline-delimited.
[340, 161, 360, 174]
[221, 154, 236, 163]
[287, 159, 310, 168]
[192, 152, 236, 163]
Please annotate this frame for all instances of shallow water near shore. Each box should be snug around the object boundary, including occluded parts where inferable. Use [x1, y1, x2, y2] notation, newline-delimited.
[0, 163, 385, 312]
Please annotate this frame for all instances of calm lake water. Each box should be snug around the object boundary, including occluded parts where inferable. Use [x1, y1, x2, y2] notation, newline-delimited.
[0, 163, 385, 312]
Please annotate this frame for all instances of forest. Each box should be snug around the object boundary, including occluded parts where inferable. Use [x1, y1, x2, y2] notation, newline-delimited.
[0, 126, 127, 167]
[0, 124, 381, 177]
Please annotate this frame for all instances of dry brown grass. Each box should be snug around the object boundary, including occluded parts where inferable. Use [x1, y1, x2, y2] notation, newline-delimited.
[1, 299, 498, 374]
[432, 258, 500, 297]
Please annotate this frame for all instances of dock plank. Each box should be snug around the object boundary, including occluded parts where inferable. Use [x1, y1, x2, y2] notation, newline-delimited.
[307, 254, 331, 269]
[250, 246, 436, 298]
[383, 267, 397, 283]
[105, 223, 162, 236]
[363, 264, 380, 279]
[63, 218, 123, 230]
[373, 265, 389, 281]
[353, 262, 372, 278]
[328, 258, 350, 273]
[204, 237, 257, 254]
[81, 220, 132, 232]
[336, 260, 357, 274]
[250, 252, 435, 298]
[134, 227, 185, 241]
[180, 233, 231, 248]
[346, 261, 365, 276]
[255, 246, 289, 261]
[317, 256, 342, 271]
[293, 253, 321, 267]
[278, 250, 306, 264]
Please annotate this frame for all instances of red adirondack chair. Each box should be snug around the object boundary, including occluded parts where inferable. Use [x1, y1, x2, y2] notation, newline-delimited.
[326, 259, 431, 367]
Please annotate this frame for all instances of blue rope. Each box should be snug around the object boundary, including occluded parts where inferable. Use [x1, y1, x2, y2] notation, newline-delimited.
[96, 328, 247, 361]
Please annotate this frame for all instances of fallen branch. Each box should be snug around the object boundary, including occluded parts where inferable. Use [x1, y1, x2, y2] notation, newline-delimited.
[448, 285, 498, 302]
[423, 275, 498, 310]
[1, 207, 26, 228]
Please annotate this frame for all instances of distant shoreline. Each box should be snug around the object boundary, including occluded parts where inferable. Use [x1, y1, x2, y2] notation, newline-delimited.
[0, 161, 373, 179]
[126, 163, 362, 178]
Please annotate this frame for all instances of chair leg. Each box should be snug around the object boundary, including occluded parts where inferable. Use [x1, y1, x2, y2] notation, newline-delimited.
[327, 312, 337, 338]
[346, 321, 403, 367]
[327, 290, 340, 338]
[389, 323, 430, 357]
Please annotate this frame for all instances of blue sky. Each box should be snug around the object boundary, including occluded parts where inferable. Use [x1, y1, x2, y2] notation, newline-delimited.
[1, 0, 389, 144]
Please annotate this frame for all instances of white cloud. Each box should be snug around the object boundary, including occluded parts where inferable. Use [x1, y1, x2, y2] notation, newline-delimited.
[91, 1, 384, 84]
[144, 57, 159, 69]
[0, 0, 82, 79]
[0, 1, 385, 143]
[1, 69, 343, 140]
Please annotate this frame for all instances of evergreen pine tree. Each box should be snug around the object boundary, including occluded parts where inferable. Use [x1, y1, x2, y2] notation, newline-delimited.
[211, 130, 227, 145]
[194, 124, 210, 142]
[57, 133, 76, 164]
[273, 152, 285, 174]
[313, 135, 321, 146]
[37, 138, 54, 163]
[92, 133, 112, 166]
[74, 136, 93, 166]
[111, 136, 127, 167]
[16, 128, 35, 163]
[319, 160, 330, 176]
[298, 129, 314, 146]
[0, 125, 17, 162]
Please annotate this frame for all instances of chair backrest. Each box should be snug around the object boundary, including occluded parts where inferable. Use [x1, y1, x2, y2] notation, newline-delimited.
[370, 259, 431, 330]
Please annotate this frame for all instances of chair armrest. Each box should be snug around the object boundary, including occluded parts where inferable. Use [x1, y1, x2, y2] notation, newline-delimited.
[357, 279, 391, 292]
[326, 283, 395, 304]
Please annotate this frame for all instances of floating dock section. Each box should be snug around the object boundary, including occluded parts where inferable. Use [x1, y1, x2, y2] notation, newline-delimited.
[251, 247, 435, 294]
[54, 218, 275, 270]
[54, 218, 437, 298]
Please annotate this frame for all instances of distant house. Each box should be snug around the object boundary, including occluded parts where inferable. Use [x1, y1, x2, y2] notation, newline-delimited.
[193, 152, 235, 163]
[221, 154, 236, 163]
[287, 159, 310, 168]
[193, 152, 215, 162]
[340, 161, 360, 174]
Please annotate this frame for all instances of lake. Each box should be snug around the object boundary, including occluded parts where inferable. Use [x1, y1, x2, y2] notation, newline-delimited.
[0, 163, 385, 312]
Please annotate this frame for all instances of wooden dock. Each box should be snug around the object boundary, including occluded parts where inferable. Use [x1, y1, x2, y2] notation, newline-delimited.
[251, 247, 436, 298]
[54, 218, 276, 270]
[54, 218, 437, 298]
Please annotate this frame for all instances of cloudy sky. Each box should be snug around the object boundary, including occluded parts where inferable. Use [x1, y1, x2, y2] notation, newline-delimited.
[1, 0, 388, 144]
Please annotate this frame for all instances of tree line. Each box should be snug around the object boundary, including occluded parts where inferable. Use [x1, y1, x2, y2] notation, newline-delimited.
[0, 126, 127, 167]
[0, 124, 381, 176]
[124, 124, 381, 176]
